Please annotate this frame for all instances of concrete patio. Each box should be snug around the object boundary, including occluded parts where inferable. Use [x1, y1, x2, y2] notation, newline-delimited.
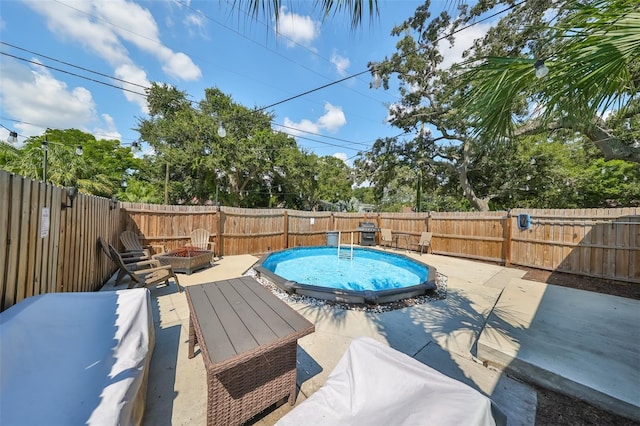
[101, 247, 640, 425]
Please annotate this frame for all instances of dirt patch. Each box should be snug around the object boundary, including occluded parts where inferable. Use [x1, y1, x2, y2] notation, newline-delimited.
[515, 267, 639, 425]
[535, 384, 638, 426]
[519, 267, 640, 300]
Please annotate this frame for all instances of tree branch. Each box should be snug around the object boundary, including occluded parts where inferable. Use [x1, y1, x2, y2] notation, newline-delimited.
[514, 117, 640, 163]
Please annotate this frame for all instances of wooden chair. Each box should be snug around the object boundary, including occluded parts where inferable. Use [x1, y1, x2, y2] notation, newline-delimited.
[186, 228, 215, 254]
[98, 236, 155, 285]
[109, 244, 182, 292]
[380, 228, 394, 249]
[412, 232, 432, 255]
[120, 230, 165, 256]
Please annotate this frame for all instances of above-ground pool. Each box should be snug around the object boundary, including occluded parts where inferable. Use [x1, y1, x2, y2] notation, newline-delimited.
[254, 246, 437, 305]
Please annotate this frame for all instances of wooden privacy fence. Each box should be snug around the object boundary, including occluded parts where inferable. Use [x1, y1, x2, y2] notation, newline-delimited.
[2, 171, 638, 312]
[0, 171, 122, 311]
[120, 202, 639, 285]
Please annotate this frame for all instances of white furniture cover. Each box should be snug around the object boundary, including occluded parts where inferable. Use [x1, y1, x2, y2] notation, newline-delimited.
[0, 288, 154, 426]
[277, 337, 503, 426]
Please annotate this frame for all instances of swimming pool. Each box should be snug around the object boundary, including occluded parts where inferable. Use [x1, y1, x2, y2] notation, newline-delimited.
[254, 246, 437, 305]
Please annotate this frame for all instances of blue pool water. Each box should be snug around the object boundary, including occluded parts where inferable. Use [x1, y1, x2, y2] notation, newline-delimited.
[261, 247, 429, 292]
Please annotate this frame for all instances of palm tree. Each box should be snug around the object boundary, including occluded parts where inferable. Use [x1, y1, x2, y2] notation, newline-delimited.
[460, 0, 640, 162]
[238, 0, 378, 28]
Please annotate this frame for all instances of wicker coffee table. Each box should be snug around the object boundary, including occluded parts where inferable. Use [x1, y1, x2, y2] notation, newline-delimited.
[186, 277, 315, 426]
[155, 247, 212, 275]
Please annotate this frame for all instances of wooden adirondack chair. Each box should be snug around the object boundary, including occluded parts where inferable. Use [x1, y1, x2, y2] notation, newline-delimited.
[98, 236, 156, 285]
[186, 228, 215, 256]
[120, 230, 165, 256]
[108, 244, 181, 292]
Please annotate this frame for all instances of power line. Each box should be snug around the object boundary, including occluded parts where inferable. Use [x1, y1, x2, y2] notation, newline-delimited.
[1, 1, 523, 152]
[246, 0, 527, 113]
[0, 51, 148, 97]
[0, 44, 377, 149]
[4, 1, 523, 116]
[1, 116, 372, 153]
[271, 121, 372, 148]
[176, 0, 394, 106]
[52, 0, 395, 123]
[0, 41, 149, 90]
[0, 117, 141, 145]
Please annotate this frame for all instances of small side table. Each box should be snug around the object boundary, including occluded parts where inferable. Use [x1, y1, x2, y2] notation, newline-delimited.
[394, 233, 413, 250]
[186, 277, 315, 426]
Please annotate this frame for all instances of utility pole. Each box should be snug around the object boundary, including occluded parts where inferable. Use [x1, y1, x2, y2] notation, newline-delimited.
[164, 162, 169, 204]
[416, 168, 422, 212]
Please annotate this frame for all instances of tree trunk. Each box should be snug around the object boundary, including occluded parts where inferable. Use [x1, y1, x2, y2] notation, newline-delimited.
[457, 165, 491, 211]
[441, 139, 492, 211]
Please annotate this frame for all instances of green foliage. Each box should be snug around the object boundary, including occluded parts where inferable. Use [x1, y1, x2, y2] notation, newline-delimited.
[358, 0, 640, 211]
[237, 0, 378, 29]
[136, 84, 352, 208]
[118, 178, 163, 204]
[458, 0, 640, 162]
[352, 187, 376, 205]
[0, 129, 136, 196]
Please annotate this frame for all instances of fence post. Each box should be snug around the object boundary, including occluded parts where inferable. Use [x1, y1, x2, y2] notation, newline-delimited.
[217, 207, 225, 257]
[283, 210, 289, 249]
[504, 210, 512, 267]
[426, 211, 431, 232]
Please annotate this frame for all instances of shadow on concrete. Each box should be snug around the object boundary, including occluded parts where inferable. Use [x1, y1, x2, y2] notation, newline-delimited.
[296, 345, 323, 386]
[371, 285, 530, 424]
[142, 284, 181, 426]
[477, 277, 640, 421]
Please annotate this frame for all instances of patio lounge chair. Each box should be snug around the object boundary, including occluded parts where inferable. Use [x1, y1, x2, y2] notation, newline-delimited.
[186, 228, 215, 255]
[120, 230, 165, 256]
[109, 244, 182, 292]
[412, 231, 433, 255]
[380, 228, 394, 249]
[98, 237, 160, 286]
[276, 337, 506, 426]
[0, 288, 154, 426]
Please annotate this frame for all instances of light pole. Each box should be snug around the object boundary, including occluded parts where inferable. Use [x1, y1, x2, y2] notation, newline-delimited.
[41, 132, 83, 183]
[42, 136, 48, 182]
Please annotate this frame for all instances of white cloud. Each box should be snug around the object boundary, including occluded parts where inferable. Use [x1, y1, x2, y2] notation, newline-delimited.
[333, 152, 350, 166]
[283, 102, 347, 137]
[0, 59, 96, 135]
[161, 51, 202, 81]
[330, 51, 350, 76]
[437, 21, 493, 70]
[0, 58, 119, 140]
[276, 7, 320, 47]
[93, 114, 122, 141]
[184, 13, 206, 34]
[23, 0, 202, 113]
[283, 117, 319, 136]
[317, 102, 346, 132]
[114, 64, 150, 112]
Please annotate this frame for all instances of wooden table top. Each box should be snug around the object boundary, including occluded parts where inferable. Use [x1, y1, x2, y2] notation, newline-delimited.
[186, 276, 314, 369]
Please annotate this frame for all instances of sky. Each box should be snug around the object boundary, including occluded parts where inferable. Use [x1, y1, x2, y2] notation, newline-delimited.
[0, 0, 494, 164]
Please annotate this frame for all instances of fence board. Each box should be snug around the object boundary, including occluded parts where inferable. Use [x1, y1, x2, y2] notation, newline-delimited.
[17, 180, 32, 302]
[4, 176, 23, 309]
[0, 172, 10, 310]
